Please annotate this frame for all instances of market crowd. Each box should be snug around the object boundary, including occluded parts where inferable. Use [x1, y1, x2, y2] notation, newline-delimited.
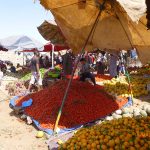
[24, 48, 138, 91]
[0, 48, 139, 92]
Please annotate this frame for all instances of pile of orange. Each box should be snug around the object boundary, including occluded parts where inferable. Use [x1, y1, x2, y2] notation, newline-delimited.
[59, 117, 150, 150]
[95, 75, 112, 82]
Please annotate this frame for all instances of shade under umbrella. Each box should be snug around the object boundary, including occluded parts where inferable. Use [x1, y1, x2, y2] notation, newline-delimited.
[37, 20, 67, 46]
[0, 35, 44, 51]
[39, 0, 150, 64]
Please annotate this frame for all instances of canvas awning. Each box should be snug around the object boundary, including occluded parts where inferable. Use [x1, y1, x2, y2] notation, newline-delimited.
[37, 20, 67, 46]
[39, 0, 150, 64]
[0, 35, 44, 51]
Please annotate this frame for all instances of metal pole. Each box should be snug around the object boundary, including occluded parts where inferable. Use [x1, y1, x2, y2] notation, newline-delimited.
[125, 68, 133, 105]
[52, 44, 54, 69]
[23, 52, 24, 66]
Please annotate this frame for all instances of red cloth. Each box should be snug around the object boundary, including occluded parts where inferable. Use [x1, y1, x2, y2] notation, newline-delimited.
[20, 43, 69, 52]
[43, 43, 69, 52]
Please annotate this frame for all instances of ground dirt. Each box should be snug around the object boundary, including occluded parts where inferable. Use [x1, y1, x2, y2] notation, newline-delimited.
[0, 77, 48, 150]
[0, 101, 48, 150]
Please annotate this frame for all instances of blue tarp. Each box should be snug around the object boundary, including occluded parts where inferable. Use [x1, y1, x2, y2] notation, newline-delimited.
[9, 96, 83, 135]
[9, 96, 131, 135]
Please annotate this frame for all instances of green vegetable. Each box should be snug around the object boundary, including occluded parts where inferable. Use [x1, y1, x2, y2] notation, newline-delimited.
[21, 68, 46, 81]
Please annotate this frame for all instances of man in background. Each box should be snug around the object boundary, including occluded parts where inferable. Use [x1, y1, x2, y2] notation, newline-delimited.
[28, 52, 42, 92]
[109, 54, 118, 78]
[62, 49, 74, 76]
[79, 58, 96, 85]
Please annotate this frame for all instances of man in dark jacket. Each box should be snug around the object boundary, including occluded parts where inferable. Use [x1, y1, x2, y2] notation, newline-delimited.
[79, 58, 96, 85]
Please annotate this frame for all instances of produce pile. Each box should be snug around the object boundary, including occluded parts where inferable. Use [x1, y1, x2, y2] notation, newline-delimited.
[59, 117, 150, 150]
[47, 66, 61, 78]
[21, 68, 46, 81]
[129, 66, 150, 75]
[95, 75, 112, 82]
[6, 81, 26, 96]
[103, 100, 150, 121]
[15, 80, 127, 130]
[104, 76, 150, 97]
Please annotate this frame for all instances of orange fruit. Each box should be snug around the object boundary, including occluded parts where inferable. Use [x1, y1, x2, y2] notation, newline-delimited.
[70, 147, 74, 150]
[129, 141, 134, 146]
[97, 145, 100, 149]
[108, 140, 115, 147]
[114, 145, 120, 150]
[135, 144, 140, 149]
[129, 146, 136, 150]
[100, 135, 104, 139]
[139, 139, 145, 146]
[87, 144, 91, 150]
[144, 143, 149, 149]
[70, 143, 75, 147]
[88, 139, 93, 144]
[91, 143, 96, 148]
[110, 132, 115, 137]
[95, 140, 99, 145]
[106, 136, 111, 140]
[101, 144, 107, 150]
[123, 141, 129, 148]
[115, 137, 120, 144]
[62, 144, 67, 149]
[82, 142, 87, 147]
[103, 138, 109, 143]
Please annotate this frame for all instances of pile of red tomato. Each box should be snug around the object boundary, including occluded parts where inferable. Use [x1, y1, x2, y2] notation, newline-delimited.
[16, 80, 127, 130]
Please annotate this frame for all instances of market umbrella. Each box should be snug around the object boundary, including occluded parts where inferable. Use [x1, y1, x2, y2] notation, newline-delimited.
[43, 42, 69, 52]
[38, 0, 150, 133]
[44, 42, 69, 68]
[37, 20, 67, 46]
[40, 0, 150, 64]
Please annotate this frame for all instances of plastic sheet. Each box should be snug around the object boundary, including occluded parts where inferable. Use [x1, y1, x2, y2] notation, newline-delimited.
[9, 95, 129, 135]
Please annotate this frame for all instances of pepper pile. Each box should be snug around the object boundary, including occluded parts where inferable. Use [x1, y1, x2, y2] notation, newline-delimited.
[59, 117, 150, 150]
[16, 80, 127, 130]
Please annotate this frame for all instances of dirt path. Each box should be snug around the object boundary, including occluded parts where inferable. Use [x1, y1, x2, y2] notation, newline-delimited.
[0, 77, 48, 150]
[0, 100, 48, 150]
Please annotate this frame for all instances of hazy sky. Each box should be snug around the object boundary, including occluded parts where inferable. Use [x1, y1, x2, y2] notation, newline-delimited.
[0, 0, 54, 43]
